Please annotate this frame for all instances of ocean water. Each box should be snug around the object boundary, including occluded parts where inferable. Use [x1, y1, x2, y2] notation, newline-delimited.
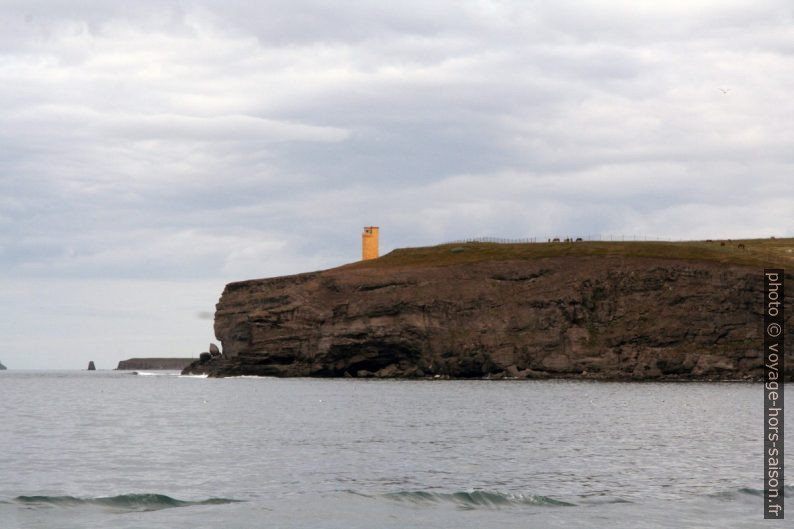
[0, 370, 782, 528]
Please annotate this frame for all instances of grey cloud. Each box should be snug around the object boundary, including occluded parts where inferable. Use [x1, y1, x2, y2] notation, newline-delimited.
[1, 0, 793, 368]
[5, 106, 348, 143]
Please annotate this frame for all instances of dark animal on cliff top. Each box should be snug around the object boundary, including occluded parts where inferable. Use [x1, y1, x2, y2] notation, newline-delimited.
[720, 242, 725, 247]
[737, 243, 746, 250]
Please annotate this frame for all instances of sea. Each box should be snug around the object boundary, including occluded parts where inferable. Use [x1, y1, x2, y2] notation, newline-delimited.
[0, 370, 783, 528]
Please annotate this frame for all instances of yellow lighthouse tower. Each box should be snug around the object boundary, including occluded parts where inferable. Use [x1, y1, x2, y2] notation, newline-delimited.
[362, 226, 379, 260]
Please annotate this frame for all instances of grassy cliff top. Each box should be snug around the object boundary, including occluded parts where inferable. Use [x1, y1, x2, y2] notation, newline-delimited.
[342, 238, 794, 270]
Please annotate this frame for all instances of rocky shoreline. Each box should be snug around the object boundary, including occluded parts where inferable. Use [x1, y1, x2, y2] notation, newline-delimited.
[183, 251, 792, 381]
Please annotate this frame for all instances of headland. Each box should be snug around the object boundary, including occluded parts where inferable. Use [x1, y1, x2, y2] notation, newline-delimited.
[183, 238, 794, 380]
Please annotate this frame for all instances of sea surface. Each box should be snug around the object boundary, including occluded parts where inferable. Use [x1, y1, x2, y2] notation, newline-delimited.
[0, 370, 783, 528]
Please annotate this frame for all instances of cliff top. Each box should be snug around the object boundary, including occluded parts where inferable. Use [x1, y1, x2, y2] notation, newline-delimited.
[341, 237, 794, 271]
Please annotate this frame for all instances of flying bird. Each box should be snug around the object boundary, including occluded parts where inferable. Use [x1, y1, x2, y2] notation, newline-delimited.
[719, 88, 731, 94]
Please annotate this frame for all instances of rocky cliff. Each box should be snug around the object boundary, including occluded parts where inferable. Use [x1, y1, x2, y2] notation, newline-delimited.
[183, 242, 793, 380]
[117, 358, 194, 370]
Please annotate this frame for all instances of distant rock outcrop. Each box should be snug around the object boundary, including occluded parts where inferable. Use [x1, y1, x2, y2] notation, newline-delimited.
[116, 358, 194, 370]
[183, 253, 793, 380]
[87, 361, 96, 371]
[0, 360, 6, 370]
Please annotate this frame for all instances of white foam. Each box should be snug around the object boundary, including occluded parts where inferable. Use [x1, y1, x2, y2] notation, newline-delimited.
[132, 371, 185, 377]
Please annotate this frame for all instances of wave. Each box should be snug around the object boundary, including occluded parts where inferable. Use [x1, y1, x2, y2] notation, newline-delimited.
[382, 490, 575, 509]
[714, 485, 794, 499]
[13, 493, 241, 512]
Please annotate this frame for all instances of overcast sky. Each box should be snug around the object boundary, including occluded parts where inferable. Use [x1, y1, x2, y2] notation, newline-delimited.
[1, 0, 792, 369]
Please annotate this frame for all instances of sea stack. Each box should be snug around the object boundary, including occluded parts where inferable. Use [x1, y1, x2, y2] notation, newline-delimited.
[0, 360, 6, 370]
[87, 361, 96, 371]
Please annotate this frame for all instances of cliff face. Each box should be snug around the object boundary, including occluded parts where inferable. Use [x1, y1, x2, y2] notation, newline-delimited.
[184, 256, 792, 380]
[117, 358, 194, 370]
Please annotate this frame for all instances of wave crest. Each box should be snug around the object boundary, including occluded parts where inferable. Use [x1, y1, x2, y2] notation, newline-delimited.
[14, 493, 240, 512]
[383, 490, 574, 509]
[722, 485, 794, 498]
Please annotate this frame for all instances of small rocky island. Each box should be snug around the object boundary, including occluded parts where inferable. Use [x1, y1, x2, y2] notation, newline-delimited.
[117, 358, 195, 370]
[0, 360, 6, 370]
[183, 239, 794, 381]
